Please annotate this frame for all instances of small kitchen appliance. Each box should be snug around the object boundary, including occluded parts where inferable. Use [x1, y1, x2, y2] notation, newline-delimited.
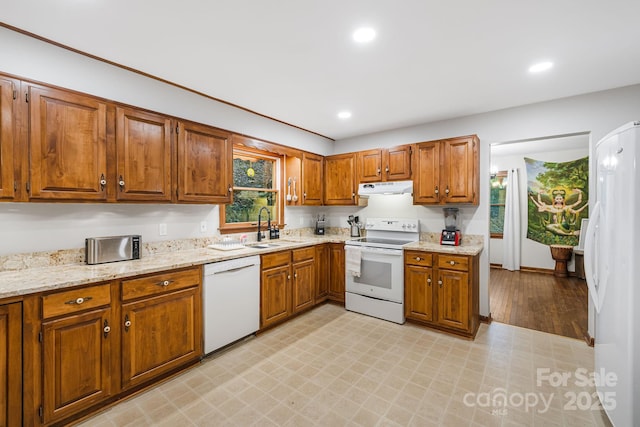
[347, 215, 362, 237]
[440, 208, 461, 246]
[85, 235, 141, 264]
[315, 214, 325, 235]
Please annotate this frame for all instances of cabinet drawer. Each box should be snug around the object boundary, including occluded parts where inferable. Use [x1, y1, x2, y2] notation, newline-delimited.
[121, 267, 200, 301]
[261, 251, 291, 269]
[437, 254, 469, 271]
[42, 283, 111, 319]
[292, 247, 314, 263]
[404, 251, 433, 267]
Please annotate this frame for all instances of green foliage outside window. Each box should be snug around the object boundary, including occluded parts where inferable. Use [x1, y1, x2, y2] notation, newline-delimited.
[225, 153, 279, 224]
[490, 172, 507, 236]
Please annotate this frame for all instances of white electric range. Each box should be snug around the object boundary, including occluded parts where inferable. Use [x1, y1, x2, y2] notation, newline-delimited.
[344, 217, 419, 324]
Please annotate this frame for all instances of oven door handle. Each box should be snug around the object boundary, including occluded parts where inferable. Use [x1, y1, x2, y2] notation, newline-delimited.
[357, 247, 403, 256]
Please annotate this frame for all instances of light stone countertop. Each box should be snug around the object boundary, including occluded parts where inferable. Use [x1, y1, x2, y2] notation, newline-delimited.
[0, 236, 342, 299]
[0, 233, 483, 299]
[403, 241, 484, 256]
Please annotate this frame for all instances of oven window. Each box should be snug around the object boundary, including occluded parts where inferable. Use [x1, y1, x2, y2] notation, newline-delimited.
[354, 259, 392, 289]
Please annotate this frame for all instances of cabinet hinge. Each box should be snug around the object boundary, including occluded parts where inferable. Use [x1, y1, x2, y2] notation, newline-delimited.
[14, 181, 17, 192]
[12, 89, 17, 100]
[38, 331, 43, 342]
[26, 182, 31, 193]
[39, 405, 44, 421]
[175, 125, 179, 135]
[25, 92, 29, 103]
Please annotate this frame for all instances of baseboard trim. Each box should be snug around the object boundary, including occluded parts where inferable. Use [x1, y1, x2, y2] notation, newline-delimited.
[490, 263, 579, 276]
[584, 332, 595, 347]
[479, 313, 492, 324]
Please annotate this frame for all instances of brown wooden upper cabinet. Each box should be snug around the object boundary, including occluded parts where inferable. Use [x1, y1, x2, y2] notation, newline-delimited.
[357, 145, 412, 183]
[324, 152, 357, 205]
[115, 107, 172, 202]
[28, 86, 108, 201]
[300, 152, 323, 205]
[413, 135, 479, 205]
[176, 121, 232, 203]
[0, 76, 18, 201]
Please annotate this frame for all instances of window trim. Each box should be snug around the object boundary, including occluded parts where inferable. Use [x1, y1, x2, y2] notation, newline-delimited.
[219, 145, 285, 234]
[490, 170, 508, 239]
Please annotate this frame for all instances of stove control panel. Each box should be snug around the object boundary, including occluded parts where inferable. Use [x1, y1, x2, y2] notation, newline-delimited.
[364, 218, 419, 232]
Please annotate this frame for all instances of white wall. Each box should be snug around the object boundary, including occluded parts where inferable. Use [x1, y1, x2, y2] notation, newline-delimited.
[490, 145, 590, 270]
[333, 83, 640, 335]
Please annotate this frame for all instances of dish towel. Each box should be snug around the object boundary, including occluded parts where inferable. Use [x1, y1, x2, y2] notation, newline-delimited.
[345, 246, 362, 277]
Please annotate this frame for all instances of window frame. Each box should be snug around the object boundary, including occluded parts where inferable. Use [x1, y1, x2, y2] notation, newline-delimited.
[219, 145, 284, 234]
[490, 170, 508, 239]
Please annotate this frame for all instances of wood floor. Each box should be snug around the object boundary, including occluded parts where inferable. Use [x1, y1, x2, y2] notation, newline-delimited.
[489, 267, 589, 340]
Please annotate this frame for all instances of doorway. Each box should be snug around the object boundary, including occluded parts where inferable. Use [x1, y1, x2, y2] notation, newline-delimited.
[489, 134, 590, 340]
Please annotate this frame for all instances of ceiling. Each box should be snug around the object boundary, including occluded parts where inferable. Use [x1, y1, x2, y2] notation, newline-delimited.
[3, 1, 640, 141]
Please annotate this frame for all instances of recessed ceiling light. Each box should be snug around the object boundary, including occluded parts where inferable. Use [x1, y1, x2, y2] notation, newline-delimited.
[338, 111, 352, 119]
[529, 61, 554, 73]
[353, 27, 376, 43]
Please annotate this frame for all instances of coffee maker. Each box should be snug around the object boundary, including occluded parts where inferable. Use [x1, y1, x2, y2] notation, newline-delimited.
[440, 208, 462, 246]
[315, 214, 325, 235]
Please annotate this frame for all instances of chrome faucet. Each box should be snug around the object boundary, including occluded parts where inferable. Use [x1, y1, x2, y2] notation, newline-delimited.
[257, 207, 271, 242]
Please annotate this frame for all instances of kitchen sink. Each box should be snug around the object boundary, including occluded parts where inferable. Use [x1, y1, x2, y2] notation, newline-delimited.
[249, 243, 281, 249]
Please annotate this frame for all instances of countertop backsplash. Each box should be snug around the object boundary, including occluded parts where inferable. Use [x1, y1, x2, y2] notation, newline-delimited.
[0, 227, 482, 272]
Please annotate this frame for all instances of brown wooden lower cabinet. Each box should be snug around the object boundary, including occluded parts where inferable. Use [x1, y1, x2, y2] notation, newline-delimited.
[328, 243, 345, 303]
[260, 247, 316, 329]
[23, 266, 202, 426]
[0, 302, 22, 427]
[315, 244, 330, 301]
[404, 250, 479, 338]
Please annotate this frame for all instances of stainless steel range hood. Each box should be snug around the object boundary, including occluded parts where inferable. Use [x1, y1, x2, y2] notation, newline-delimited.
[357, 180, 413, 196]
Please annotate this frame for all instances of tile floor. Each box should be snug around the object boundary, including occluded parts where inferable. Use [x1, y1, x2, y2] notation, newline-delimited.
[78, 304, 612, 426]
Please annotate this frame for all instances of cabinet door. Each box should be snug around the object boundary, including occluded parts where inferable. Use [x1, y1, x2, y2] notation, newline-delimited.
[301, 152, 323, 205]
[0, 303, 22, 427]
[441, 136, 478, 204]
[405, 265, 434, 322]
[436, 269, 469, 331]
[28, 86, 108, 200]
[385, 145, 412, 181]
[328, 243, 345, 302]
[357, 149, 383, 183]
[315, 244, 329, 300]
[116, 107, 172, 202]
[413, 141, 440, 204]
[42, 307, 112, 424]
[0, 77, 17, 201]
[292, 259, 315, 313]
[261, 264, 291, 328]
[324, 153, 356, 205]
[177, 121, 232, 203]
[121, 287, 201, 390]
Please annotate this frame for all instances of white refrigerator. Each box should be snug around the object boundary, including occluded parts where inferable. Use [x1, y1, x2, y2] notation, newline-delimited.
[584, 121, 640, 426]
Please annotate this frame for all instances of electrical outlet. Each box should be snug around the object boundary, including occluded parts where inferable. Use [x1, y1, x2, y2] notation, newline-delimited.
[200, 221, 207, 233]
[159, 223, 167, 236]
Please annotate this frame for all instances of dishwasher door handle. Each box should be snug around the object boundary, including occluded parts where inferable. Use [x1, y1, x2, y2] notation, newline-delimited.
[213, 264, 257, 275]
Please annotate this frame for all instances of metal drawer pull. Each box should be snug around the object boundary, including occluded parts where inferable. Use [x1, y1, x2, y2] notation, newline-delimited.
[156, 280, 174, 287]
[65, 296, 93, 305]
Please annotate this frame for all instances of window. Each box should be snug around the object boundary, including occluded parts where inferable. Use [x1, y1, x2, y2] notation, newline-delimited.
[490, 171, 508, 238]
[220, 146, 283, 233]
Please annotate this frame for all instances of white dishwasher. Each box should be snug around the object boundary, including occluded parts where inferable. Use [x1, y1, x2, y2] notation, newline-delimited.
[203, 255, 261, 355]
